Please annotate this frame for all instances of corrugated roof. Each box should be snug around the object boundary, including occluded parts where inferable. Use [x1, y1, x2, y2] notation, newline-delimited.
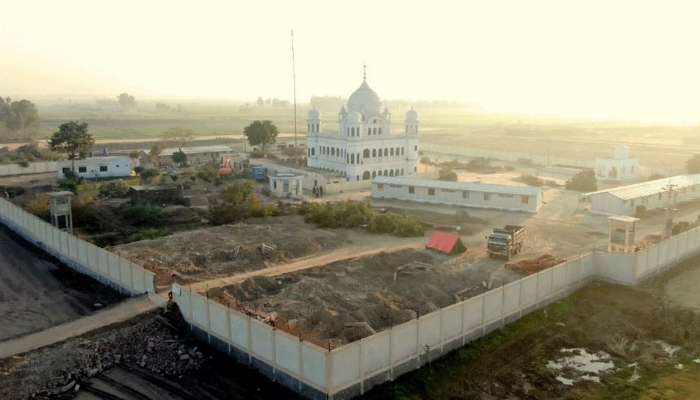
[585, 174, 700, 200]
[373, 176, 542, 196]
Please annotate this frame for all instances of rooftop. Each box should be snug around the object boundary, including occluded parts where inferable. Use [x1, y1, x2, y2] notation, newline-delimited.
[149, 145, 233, 157]
[373, 176, 542, 196]
[585, 174, 700, 200]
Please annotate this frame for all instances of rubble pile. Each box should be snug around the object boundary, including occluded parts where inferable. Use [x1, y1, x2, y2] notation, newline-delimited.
[505, 254, 564, 274]
[0, 308, 205, 399]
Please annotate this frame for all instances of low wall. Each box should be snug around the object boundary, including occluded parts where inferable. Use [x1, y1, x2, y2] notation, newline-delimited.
[0, 197, 155, 295]
[0, 161, 57, 177]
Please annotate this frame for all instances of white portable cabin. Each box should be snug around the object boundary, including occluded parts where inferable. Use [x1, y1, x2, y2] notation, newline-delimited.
[371, 176, 543, 213]
[585, 174, 700, 216]
[57, 156, 133, 179]
[269, 172, 304, 198]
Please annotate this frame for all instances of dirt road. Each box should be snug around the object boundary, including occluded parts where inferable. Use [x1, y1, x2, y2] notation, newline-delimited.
[0, 226, 124, 341]
[189, 238, 424, 292]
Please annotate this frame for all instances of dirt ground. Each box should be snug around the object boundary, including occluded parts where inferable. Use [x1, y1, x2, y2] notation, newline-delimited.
[112, 216, 348, 286]
[0, 226, 124, 342]
[361, 255, 700, 400]
[211, 248, 521, 347]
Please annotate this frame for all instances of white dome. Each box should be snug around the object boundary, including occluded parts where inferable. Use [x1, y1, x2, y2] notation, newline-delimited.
[347, 80, 381, 117]
[345, 110, 362, 123]
[405, 107, 418, 122]
[308, 108, 320, 120]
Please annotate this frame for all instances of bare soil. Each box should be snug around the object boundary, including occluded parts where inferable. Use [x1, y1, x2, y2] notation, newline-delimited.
[0, 226, 124, 342]
[211, 248, 521, 347]
[112, 216, 347, 286]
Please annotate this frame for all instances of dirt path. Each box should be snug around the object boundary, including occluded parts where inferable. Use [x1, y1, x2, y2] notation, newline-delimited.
[0, 295, 157, 359]
[188, 239, 424, 292]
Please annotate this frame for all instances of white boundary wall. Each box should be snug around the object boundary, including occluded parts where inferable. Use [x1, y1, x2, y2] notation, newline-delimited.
[421, 143, 594, 169]
[172, 223, 700, 399]
[0, 161, 57, 176]
[0, 197, 155, 295]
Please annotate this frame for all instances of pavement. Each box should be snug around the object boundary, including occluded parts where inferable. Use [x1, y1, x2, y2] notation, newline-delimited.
[0, 295, 159, 359]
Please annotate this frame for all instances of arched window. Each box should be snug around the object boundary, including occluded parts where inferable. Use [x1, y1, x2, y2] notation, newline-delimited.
[389, 170, 394, 177]
[363, 149, 370, 158]
[378, 127, 382, 135]
[373, 171, 378, 177]
[368, 128, 371, 135]
[384, 148, 388, 157]
[331, 148, 335, 156]
[362, 171, 371, 180]
[372, 128, 376, 135]
[384, 169, 388, 176]
[350, 154, 354, 164]
[390, 148, 394, 156]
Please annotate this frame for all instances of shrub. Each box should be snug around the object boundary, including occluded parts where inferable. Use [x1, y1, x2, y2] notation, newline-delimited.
[196, 165, 218, 182]
[438, 168, 458, 181]
[127, 228, 167, 242]
[209, 180, 260, 224]
[26, 194, 50, 219]
[139, 169, 159, 184]
[302, 201, 424, 237]
[124, 205, 163, 226]
[58, 178, 79, 193]
[71, 194, 99, 227]
[565, 169, 597, 192]
[99, 180, 129, 198]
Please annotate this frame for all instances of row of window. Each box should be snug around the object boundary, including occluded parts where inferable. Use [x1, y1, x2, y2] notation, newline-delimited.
[345, 126, 383, 137]
[308, 123, 320, 133]
[62, 165, 110, 174]
[376, 184, 530, 204]
[310, 145, 418, 163]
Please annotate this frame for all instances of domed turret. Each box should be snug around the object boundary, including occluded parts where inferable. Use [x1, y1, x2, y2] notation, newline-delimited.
[405, 107, 418, 122]
[405, 107, 419, 135]
[308, 108, 320, 120]
[346, 66, 382, 117]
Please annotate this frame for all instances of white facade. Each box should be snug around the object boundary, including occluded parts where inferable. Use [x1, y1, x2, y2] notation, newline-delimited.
[371, 176, 543, 213]
[57, 156, 132, 179]
[586, 174, 700, 216]
[595, 145, 640, 182]
[269, 172, 303, 198]
[306, 71, 419, 182]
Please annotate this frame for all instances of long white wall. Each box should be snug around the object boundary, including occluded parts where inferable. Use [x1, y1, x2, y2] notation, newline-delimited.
[172, 222, 700, 399]
[0, 161, 57, 177]
[0, 197, 155, 295]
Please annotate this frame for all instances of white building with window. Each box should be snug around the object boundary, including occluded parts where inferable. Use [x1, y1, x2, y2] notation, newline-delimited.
[57, 156, 133, 179]
[306, 68, 419, 181]
[371, 176, 543, 213]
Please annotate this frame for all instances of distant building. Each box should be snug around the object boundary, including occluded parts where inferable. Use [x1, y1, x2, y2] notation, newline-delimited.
[371, 176, 543, 213]
[129, 185, 184, 206]
[595, 145, 640, 182]
[306, 67, 419, 182]
[57, 156, 132, 179]
[585, 174, 700, 216]
[146, 145, 233, 167]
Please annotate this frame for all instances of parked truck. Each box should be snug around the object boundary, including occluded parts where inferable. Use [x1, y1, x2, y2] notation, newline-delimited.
[487, 225, 525, 260]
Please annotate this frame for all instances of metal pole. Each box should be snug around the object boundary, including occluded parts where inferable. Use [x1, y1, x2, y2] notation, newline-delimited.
[291, 30, 297, 147]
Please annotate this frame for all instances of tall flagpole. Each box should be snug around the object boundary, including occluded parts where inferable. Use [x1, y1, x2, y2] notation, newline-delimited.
[291, 30, 297, 147]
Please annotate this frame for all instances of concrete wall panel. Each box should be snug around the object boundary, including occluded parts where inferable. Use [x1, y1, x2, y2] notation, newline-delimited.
[391, 320, 418, 362]
[520, 275, 538, 307]
[503, 281, 521, 315]
[301, 343, 327, 389]
[418, 312, 441, 348]
[362, 331, 391, 375]
[209, 301, 229, 339]
[229, 310, 249, 350]
[191, 293, 209, 328]
[463, 295, 484, 332]
[537, 269, 553, 299]
[330, 342, 360, 389]
[483, 287, 504, 323]
[275, 330, 301, 376]
[441, 303, 462, 341]
[250, 319, 274, 362]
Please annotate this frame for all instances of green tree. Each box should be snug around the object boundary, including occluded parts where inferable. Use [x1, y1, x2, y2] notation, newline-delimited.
[117, 93, 137, 110]
[162, 127, 194, 151]
[686, 154, 700, 174]
[149, 144, 162, 168]
[172, 150, 188, 167]
[565, 169, 598, 192]
[48, 121, 94, 173]
[244, 120, 278, 153]
[0, 97, 40, 138]
[438, 167, 458, 181]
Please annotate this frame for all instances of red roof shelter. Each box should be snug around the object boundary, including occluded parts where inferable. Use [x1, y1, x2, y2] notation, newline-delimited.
[426, 231, 466, 254]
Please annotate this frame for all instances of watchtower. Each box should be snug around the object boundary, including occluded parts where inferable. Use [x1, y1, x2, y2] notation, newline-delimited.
[608, 215, 639, 253]
[48, 191, 74, 232]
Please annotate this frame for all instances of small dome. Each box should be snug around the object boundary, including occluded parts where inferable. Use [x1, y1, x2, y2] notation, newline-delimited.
[405, 107, 418, 122]
[347, 80, 381, 117]
[345, 110, 362, 123]
[308, 108, 320, 119]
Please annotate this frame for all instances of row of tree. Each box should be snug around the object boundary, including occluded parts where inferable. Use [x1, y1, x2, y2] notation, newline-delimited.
[0, 97, 40, 139]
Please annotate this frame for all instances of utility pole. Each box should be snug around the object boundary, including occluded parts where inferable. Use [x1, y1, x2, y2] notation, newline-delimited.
[663, 183, 678, 238]
[291, 29, 297, 147]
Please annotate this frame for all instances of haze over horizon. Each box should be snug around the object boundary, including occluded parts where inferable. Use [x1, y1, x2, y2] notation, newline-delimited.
[2, 0, 700, 123]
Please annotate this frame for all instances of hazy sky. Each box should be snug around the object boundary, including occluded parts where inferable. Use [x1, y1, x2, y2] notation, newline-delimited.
[2, 0, 700, 122]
